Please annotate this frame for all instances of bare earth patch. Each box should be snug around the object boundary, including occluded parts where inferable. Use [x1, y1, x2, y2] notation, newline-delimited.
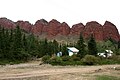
[0, 60, 120, 80]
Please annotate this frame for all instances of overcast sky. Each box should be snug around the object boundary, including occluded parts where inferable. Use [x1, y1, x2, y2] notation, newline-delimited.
[0, 0, 120, 32]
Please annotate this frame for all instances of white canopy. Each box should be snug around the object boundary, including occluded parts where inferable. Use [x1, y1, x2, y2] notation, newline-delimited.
[105, 50, 113, 53]
[67, 47, 79, 52]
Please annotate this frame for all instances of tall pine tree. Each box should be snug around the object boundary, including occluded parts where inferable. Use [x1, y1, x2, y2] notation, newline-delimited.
[76, 33, 86, 58]
[53, 40, 59, 54]
[88, 34, 97, 56]
[13, 26, 23, 60]
[61, 44, 68, 56]
[14, 26, 22, 49]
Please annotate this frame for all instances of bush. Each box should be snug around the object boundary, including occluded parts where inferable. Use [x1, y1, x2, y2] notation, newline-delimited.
[49, 56, 62, 65]
[71, 54, 80, 61]
[42, 55, 51, 63]
[81, 55, 99, 65]
[0, 59, 24, 65]
[50, 56, 62, 62]
[99, 55, 120, 65]
[116, 55, 120, 63]
[111, 55, 120, 61]
[100, 59, 115, 64]
[62, 56, 71, 61]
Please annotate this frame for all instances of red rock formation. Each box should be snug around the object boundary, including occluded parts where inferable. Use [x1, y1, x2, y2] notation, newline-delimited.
[103, 21, 120, 41]
[59, 22, 70, 35]
[0, 17, 119, 41]
[32, 19, 48, 35]
[39, 19, 48, 34]
[47, 19, 61, 36]
[0, 18, 16, 29]
[70, 23, 84, 35]
[16, 21, 32, 33]
[83, 21, 103, 41]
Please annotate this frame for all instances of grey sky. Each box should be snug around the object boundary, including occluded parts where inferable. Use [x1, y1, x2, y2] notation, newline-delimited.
[0, 0, 120, 32]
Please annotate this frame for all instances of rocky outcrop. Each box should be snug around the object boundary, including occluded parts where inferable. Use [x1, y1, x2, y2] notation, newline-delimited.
[103, 21, 120, 41]
[32, 19, 48, 35]
[70, 23, 84, 35]
[0, 18, 16, 29]
[0, 17, 119, 41]
[83, 21, 104, 41]
[47, 19, 61, 36]
[16, 21, 32, 33]
[59, 22, 70, 35]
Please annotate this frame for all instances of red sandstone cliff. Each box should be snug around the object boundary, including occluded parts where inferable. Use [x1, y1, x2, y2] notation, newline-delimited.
[83, 21, 104, 41]
[16, 21, 32, 33]
[47, 19, 61, 36]
[103, 21, 120, 41]
[59, 22, 70, 36]
[70, 23, 84, 35]
[0, 17, 119, 41]
[31, 19, 48, 35]
[0, 18, 16, 29]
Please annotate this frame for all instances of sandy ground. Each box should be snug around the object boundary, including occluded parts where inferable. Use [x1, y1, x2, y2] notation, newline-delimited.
[0, 60, 120, 80]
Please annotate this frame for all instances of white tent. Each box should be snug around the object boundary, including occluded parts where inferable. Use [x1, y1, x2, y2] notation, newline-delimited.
[98, 50, 113, 58]
[67, 47, 79, 56]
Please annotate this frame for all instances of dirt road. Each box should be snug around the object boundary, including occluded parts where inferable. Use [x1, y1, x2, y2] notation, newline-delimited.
[0, 61, 120, 80]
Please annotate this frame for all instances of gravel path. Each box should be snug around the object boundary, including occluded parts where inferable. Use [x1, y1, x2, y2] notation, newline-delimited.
[0, 61, 120, 80]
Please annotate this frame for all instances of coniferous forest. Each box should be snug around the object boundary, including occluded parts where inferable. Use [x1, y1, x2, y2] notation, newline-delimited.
[0, 25, 68, 63]
[0, 25, 120, 65]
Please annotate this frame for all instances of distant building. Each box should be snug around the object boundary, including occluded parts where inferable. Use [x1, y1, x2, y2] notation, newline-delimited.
[67, 47, 79, 56]
[97, 50, 113, 58]
[105, 50, 113, 57]
[57, 52, 62, 57]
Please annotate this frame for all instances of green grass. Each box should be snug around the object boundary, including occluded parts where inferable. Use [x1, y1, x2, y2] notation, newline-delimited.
[96, 75, 120, 80]
[0, 59, 25, 65]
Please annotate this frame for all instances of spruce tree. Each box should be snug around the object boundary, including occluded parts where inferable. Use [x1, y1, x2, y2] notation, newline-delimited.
[88, 34, 97, 56]
[44, 38, 48, 55]
[61, 44, 68, 56]
[53, 40, 59, 54]
[76, 33, 86, 58]
[27, 34, 37, 56]
[118, 40, 120, 49]
[1, 28, 5, 57]
[38, 40, 45, 57]
[38, 38, 49, 56]
[47, 41, 54, 56]
[13, 26, 23, 60]
[4, 29, 10, 58]
[14, 26, 22, 49]
[9, 29, 14, 59]
[22, 34, 28, 51]
[0, 26, 3, 58]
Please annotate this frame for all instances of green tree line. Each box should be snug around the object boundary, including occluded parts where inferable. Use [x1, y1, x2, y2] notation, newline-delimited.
[0, 25, 120, 63]
[0, 25, 68, 62]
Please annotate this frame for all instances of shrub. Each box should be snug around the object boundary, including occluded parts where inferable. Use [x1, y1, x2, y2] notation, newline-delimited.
[71, 54, 80, 61]
[62, 56, 71, 61]
[49, 56, 62, 65]
[42, 55, 51, 63]
[116, 55, 120, 63]
[111, 55, 120, 61]
[81, 55, 99, 65]
[99, 55, 120, 65]
[100, 59, 114, 64]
